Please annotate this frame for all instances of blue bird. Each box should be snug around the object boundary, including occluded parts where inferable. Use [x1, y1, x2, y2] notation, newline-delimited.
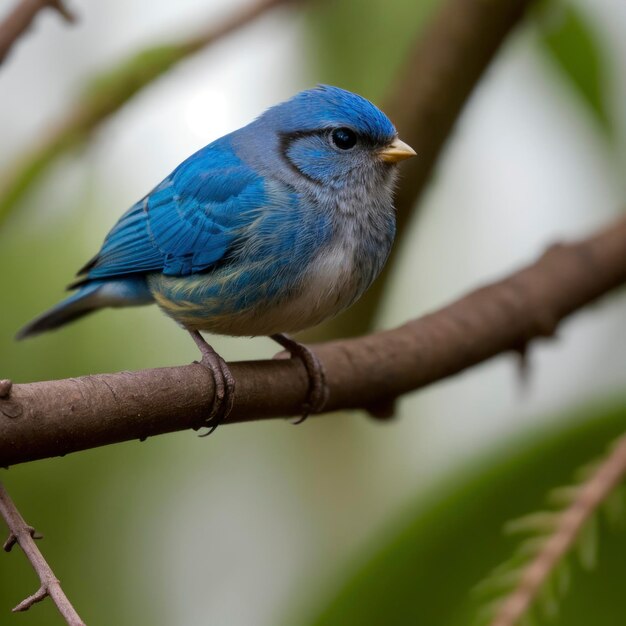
[18, 85, 415, 430]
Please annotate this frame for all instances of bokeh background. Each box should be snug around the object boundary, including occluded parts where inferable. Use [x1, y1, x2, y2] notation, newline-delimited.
[1, 0, 626, 624]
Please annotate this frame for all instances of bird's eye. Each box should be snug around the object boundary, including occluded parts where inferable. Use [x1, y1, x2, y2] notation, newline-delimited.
[330, 127, 357, 150]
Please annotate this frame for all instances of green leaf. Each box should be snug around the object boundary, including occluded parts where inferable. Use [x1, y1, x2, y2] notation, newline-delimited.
[291, 400, 626, 626]
[537, 3, 611, 135]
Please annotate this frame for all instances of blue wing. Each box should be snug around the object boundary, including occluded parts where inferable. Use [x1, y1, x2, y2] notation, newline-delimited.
[77, 135, 266, 283]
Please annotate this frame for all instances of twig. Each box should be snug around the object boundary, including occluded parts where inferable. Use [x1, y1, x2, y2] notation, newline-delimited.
[0, 482, 85, 625]
[1, 215, 626, 467]
[489, 434, 626, 626]
[0, 0, 75, 65]
[0, 0, 302, 224]
[322, 0, 536, 338]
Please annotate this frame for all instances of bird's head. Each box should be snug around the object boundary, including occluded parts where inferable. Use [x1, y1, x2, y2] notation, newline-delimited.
[239, 85, 415, 190]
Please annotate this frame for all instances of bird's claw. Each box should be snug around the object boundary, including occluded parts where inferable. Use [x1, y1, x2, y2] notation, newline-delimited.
[198, 351, 235, 436]
[294, 346, 327, 422]
[271, 334, 328, 423]
[189, 330, 235, 435]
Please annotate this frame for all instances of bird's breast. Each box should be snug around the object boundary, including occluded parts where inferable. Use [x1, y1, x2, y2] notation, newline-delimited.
[213, 216, 390, 335]
[149, 195, 394, 336]
[273, 232, 363, 330]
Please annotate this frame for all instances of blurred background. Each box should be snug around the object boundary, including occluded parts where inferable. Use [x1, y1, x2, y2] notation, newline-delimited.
[1, 0, 626, 624]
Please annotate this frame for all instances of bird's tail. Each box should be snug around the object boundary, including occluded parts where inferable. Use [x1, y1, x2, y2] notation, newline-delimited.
[16, 278, 153, 340]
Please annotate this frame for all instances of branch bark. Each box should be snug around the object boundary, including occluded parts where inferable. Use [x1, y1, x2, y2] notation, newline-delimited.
[0, 482, 85, 625]
[322, 0, 536, 337]
[2, 215, 626, 468]
[0, 0, 75, 65]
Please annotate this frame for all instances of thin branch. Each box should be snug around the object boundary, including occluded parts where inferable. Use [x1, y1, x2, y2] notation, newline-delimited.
[0, 0, 75, 65]
[1, 215, 626, 468]
[321, 0, 536, 338]
[0, 0, 303, 225]
[0, 482, 85, 625]
[489, 434, 626, 626]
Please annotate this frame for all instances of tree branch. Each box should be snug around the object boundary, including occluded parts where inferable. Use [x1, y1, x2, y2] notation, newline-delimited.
[0, 482, 85, 625]
[0, 0, 302, 224]
[322, 0, 536, 338]
[489, 434, 626, 626]
[0, 0, 75, 65]
[1, 216, 626, 468]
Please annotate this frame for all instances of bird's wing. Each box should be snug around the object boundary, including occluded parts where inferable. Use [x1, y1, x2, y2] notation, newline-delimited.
[76, 139, 267, 283]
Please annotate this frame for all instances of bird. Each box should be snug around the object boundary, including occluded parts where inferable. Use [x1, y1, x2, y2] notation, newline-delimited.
[17, 85, 416, 432]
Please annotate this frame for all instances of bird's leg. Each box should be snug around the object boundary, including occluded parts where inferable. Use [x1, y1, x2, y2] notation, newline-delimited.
[188, 330, 235, 435]
[271, 333, 328, 423]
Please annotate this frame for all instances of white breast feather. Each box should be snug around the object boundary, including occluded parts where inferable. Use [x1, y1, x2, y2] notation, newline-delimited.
[228, 233, 359, 335]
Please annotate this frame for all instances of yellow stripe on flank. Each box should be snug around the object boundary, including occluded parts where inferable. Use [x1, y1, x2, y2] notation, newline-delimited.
[152, 291, 198, 314]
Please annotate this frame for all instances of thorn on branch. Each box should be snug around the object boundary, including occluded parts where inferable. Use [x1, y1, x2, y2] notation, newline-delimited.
[3, 532, 17, 552]
[13, 584, 50, 612]
[0, 483, 85, 625]
[513, 342, 531, 391]
[3, 525, 42, 552]
[365, 397, 397, 421]
[0, 379, 13, 397]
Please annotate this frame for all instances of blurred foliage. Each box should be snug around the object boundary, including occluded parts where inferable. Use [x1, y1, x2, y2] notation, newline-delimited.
[306, 0, 438, 102]
[0, 44, 188, 226]
[296, 400, 626, 626]
[0, 0, 294, 227]
[474, 440, 626, 626]
[536, 1, 612, 135]
[0, 41, 203, 226]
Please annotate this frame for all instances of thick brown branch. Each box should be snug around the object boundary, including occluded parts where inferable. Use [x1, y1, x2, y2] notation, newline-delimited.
[490, 434, 626, 626]
[1, 216, 626, 467]
[0, 482, 85, 625]
[388, 0, 533, 221]
[326, 0, 536, 337]
[0, 0, 75, 65]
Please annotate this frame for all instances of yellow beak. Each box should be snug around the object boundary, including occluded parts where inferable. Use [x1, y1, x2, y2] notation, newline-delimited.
[379, 137, 416, 163]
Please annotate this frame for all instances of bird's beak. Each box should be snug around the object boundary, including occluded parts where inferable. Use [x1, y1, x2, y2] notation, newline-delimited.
[379, 137, 416, 163]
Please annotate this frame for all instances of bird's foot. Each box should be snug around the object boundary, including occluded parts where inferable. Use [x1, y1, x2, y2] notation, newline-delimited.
[189, 330, 235, 435]
[271, 333, 328, 423]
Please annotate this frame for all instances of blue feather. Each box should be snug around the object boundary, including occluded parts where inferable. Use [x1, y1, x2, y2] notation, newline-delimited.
[18, 85, 412, 340]
[79, 135, 265, 281]
[260, 85, 396, 142]
[17, 278, 152, 338]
